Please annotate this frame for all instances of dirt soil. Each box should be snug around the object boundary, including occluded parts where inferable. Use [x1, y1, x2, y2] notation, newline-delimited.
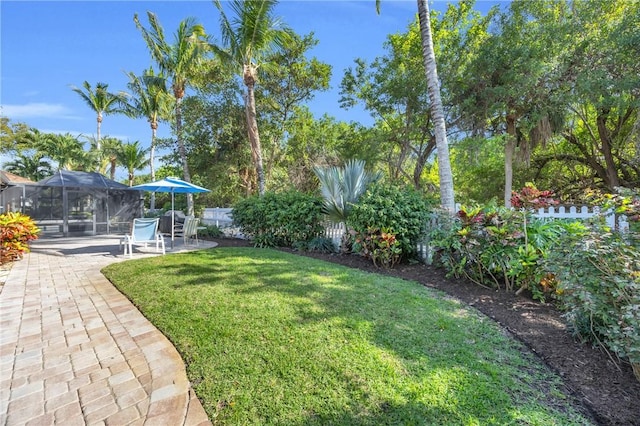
[212, 237, 640, 425]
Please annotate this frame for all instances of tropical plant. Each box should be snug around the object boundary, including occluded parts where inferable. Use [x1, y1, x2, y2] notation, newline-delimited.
[134, 12, 209, 215]
[70, 81, 126, 156]
[374, 0, 455, 211]
[116, 141, 149, 186]
[211, 0, 293, 196]
[349, 182, 432, 263]
[0, 212, 40, 264]
[36, 133, 90, 171]
[123, 68, 173, 209]
[3, 151, 52, 181]
[314, 159, 381, 224]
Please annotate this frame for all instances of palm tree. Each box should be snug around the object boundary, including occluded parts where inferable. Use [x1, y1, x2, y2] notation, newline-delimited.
[211, 0, 292, 196]
[3, 151, 53, 181]
[416, 0, 455, 212]
[37, 133, 89, 171]
[99, 136, 124, 180]
[123, 68, 173, 210]
[314, 159, 381, 251]
[134, 12, 208, 215]
[70, 82, 126, 156]
[376, 0, 455, 211]
[116, 141, 149, 186]
[314, 159, 381, 224]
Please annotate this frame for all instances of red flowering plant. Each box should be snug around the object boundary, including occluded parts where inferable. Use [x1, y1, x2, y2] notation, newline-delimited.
[510, 182, 559, 210]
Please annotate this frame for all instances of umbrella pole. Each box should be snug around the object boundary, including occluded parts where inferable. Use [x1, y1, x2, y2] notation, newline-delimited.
[171, 192, 175, 249]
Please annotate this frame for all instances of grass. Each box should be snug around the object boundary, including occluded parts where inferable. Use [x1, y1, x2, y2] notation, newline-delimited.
[102, 247, 592, 425]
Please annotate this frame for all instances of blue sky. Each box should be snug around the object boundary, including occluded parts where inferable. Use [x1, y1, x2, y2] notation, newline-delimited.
[1, 0, 500, 174]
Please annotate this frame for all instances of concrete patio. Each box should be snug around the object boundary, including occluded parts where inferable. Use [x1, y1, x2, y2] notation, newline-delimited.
[0, 235, 217, 425]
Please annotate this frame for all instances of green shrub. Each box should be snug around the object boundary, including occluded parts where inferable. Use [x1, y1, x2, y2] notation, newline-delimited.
[348, 183, 432, 264]
[0, 212, 40, 264]
[430, 204, 574, 299]
[355, 227, 403, 268]
[306, 237, 337, 253]
[197, 224, 223, 239]
[545, 224, 640, 379]
[232, 191, 325, 248]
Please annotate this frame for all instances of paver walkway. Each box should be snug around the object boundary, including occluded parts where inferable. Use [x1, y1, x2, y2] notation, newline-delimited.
[0, 236, 215, 425]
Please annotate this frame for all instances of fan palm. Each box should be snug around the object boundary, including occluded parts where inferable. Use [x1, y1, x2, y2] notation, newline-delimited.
[134, 12, 208, 215]
[211, 0, 292, 196]
[314, 159, 381, 223]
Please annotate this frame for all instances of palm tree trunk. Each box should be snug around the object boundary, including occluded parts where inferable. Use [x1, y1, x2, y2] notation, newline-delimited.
[150, 124, 157, 211]
[504, 113, 517, 207]
[175, 96, 194, 215]
[245, 82, 266, 196]
[417, 0, 455, 212]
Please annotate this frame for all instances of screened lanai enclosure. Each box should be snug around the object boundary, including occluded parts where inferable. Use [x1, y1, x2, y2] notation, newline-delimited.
[1, 170, 143, 237]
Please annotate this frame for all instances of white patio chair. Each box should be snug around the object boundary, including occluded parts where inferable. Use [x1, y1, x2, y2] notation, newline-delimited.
[123, 218, 166, 257]
[175, 216, 199, 246]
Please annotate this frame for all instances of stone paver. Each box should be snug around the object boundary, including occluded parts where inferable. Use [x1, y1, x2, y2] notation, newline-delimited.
[0, 236, 215, 425]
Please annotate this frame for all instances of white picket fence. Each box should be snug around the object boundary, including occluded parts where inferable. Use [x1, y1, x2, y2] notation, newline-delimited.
[324, 205, 630, 264]
[201, 207, 234, 227]
[201, 205, 630, 258]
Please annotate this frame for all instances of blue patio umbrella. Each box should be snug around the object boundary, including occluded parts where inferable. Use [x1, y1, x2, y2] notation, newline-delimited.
[132, 177, 210, 247]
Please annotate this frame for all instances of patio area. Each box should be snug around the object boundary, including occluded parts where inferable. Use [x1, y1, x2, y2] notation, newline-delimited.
[0, 235, 216, 425]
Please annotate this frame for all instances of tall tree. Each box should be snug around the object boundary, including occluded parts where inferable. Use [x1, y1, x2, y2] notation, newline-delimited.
[211, 0, 292, 196]
[123, 68, 173, 210]
[255, 32, 331, 185]
[416, 0, 455, 211]
[134, 12, 208, 215]
[70, 81, 125, 156]
[116, 141, 150, 186]
[375, 0, 455, 210]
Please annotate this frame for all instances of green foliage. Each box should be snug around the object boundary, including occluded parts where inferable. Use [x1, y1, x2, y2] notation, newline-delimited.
[0, 212, 40, 264]
[314, 159, 381, 224]
[305, 236, 337, 253]
[545, 223, 640, 374]
[197, 224, 223, 239]
[431, 204, 575, 299]
[354, 227, 402, 268]
[349, 183, 432, 263]
[231, 191, 325, 248]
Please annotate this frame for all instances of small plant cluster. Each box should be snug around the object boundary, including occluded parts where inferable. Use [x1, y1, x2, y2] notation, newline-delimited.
[0, 212, 40, 265]
[349, 183, 433, 267]
[510, 182, 559, 209]
[432, 204, 569, 298]
[355, 227, 402, 268]
[196, 224, 223, 239]
[430, 184, 567, 299]
[232, 191, 325, 248]
[545, 189, 640, 381]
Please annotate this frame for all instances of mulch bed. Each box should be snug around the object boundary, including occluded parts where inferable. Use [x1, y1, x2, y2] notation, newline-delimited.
[212, 238, 640, 425]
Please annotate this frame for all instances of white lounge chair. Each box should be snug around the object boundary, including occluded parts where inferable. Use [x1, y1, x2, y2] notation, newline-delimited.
[175, 216, 199, 246]
[123, 218, 166, 257]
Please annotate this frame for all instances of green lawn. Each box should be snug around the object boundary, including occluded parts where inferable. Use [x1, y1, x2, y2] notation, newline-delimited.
[102, 247, 591, 426]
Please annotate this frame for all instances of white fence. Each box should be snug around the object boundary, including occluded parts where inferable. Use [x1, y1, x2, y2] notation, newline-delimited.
[324, 205, 631, 264]
[202, 205, 630, 258]
[201, 207, 233, 227]
[532, 205, 629, 231]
